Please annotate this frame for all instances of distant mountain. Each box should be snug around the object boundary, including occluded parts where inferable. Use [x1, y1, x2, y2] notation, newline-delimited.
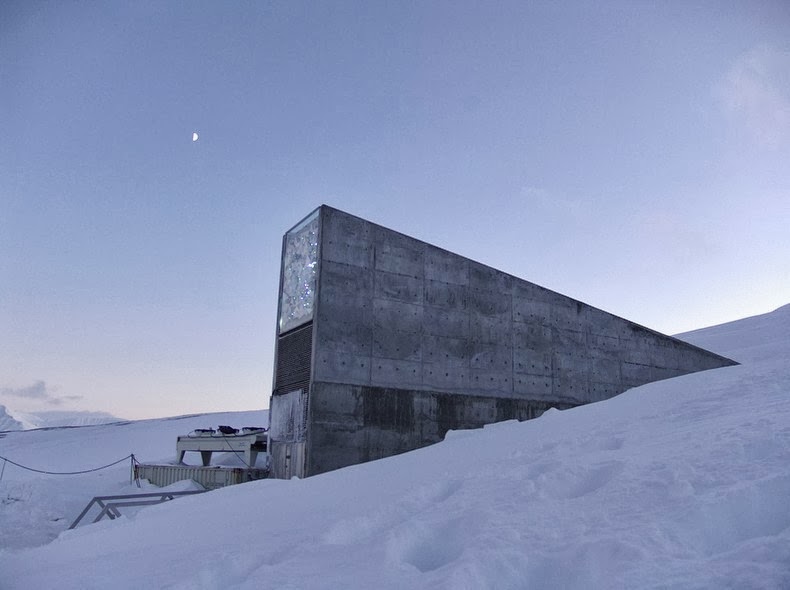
[0, 407, 124, 431]
[0, 405, 24, 431]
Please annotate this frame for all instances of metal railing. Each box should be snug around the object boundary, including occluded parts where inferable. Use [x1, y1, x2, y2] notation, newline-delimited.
[69, 491, 207, 529]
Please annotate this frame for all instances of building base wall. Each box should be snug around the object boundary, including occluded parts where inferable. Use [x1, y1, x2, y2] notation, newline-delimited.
[305, 381, 577, 476]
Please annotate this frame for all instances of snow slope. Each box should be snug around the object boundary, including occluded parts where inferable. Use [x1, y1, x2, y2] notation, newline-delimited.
[1, 306, 788, 589]
[678, 302, 790, 365]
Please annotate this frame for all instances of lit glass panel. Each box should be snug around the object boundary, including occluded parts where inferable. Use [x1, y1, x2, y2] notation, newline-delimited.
[279, 210, 320, 333]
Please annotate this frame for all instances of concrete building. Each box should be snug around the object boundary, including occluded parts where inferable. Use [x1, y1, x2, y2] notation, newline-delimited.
[268, 205, 736, 478]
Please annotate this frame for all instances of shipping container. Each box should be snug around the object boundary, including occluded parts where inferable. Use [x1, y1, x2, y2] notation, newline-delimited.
[134, 464, 269, 490]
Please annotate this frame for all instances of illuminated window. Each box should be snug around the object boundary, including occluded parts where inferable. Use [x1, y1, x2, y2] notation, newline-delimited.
[279, 209, 320, 333]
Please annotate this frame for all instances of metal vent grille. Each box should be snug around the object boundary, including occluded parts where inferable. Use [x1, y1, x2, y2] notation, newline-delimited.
[274, 322, 313, 395]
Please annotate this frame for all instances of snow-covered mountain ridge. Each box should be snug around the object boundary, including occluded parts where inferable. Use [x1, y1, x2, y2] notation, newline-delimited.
[0, 408, 125, 431]
[0, 406, 23, 432]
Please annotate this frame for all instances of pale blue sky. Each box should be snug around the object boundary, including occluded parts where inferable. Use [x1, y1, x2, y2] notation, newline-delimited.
[2, 1, 788, 419]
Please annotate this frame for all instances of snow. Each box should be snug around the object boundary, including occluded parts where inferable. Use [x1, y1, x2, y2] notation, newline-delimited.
[0, 411, 268, 550]
[1, 306, 789, 589]
[0, 406, 23, 432]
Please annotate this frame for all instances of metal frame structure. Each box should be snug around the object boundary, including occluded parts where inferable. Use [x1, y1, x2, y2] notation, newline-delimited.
[68, 491, 207, 529]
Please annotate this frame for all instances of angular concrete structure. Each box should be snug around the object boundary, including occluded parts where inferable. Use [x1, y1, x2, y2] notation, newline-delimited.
[268, 205, 736, 478]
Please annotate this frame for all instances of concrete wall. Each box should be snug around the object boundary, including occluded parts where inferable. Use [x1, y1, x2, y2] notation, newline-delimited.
[273, 206, 736, 477]
[311, 206, 733, 399]
[306, 382, 574, 475]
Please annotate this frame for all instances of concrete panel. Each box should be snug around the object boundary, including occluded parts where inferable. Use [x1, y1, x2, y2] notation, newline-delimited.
[469, 261, 513, 293]
[512, 298, 553, 325]
[623, 347, 658, 366]
[411, 394, 441, 441]
[470, 314, 512, 343]
[681, 353, 729, 371]
[315, 286, 373, 357]
[470, 368, 513, 394]
[373, 223, 420, 250]
[553, 372, 589, 404]
[583, 306, 625, 335]
[468, 288, 511, 319]
[465, 398, 500, 424]
[374, 241, 424, 279]
[308, 382, 363, 421]
[551, 300, 586, 331]
[308, 433, 363, 475]
[622, 361, 653, 383]
[424, 279, 468, 311]
[316, 294, 373, 325]
[513, 322, 553, 350]
[323, 206, 372, 243]
[512, 280, 557, 304]
[422, 364, 469, 390]
[423, 306, 469, 339]
[372, 329, 422, 361]
[322, 209, 373, 268]
[587, 333, 621, 357]
[316, 317, 372, 355]
[319, 260, 374, 300]
[314, 349, 371, 385]
[513, 373, 553, 398]
[371, 358, 422, 388]
[374, 270, 423, 304]
[323, 238, 374, 269]
[422, 334, 470, 366]
[552, 328, 586, 349]
[552, 349, 580, 371]
[513, 348, 552, 376]
[623, 321, 666, 342]
[362, 387, 415, 429]
[592, 358, 621, 383]
[665, 352, 688, 371]
[424, 245, 469, 285]
[469, 342, 511, 371]
[373, 299, 423, 334]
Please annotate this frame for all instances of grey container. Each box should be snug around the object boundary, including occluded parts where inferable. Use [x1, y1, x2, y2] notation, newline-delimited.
[134, 464, 269, 490]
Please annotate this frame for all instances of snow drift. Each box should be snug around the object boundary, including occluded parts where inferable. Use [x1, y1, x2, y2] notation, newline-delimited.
[0, 305, 788, 589]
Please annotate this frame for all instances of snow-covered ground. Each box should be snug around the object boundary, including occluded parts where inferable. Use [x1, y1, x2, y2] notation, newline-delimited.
[0, 305, 788, 589]
[0, 410, 268, 551]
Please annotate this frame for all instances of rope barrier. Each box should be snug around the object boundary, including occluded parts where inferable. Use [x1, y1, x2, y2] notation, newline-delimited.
[0, 453, 134, 478]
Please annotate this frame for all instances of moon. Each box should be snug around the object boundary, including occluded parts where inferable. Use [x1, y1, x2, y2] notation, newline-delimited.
[192, 132, 199, 142]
